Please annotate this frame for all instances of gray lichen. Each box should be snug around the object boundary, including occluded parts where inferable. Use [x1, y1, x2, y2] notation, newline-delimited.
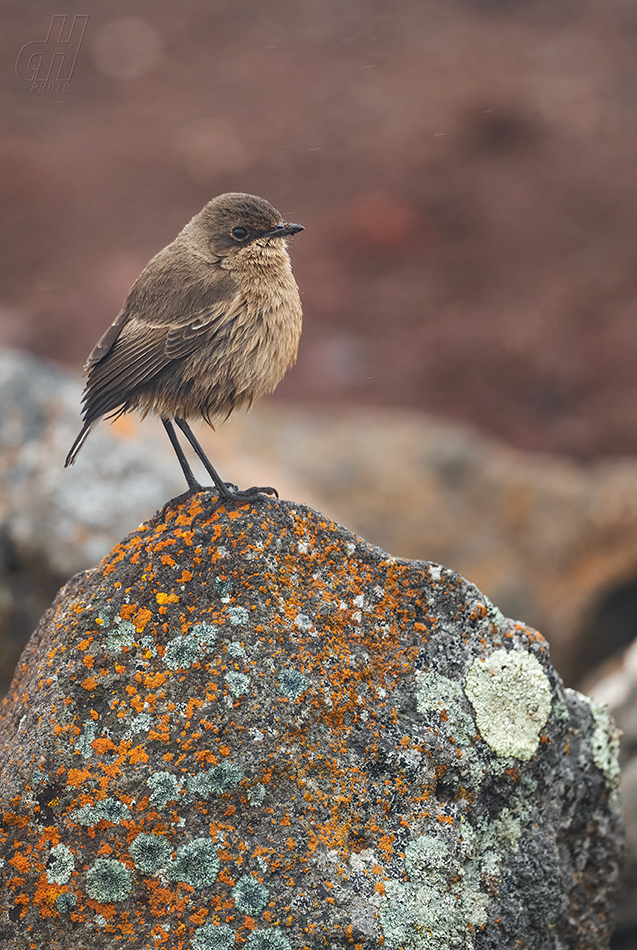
[186, 761, 245, 799]
[379, 832, 488, 950]
[46, 843, 74, 885]
[147, 771, 182, 809]
[129, 833, 172, 874]
[192, 923, 236, 950]
[168, 838, 220, 888]
[192, 622, 218, 649]
[464, 649, 553, 760]
[228, 606, 250, 625]
[56, 890, 77, 914]
[225, 671, 250, 697]
[581, 694, 621, 791]
[244, 930, 291, 950]
[105, 619, 136, 653]
[85, 858, 132, 903]
[72, 797, 130, 826]
[164, 635, 200, 670]
[233, 874, 270, 915]
[278, 668, 308, 700]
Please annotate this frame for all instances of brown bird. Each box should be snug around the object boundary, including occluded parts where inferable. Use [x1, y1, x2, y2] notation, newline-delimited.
[65, 192, 304, 505]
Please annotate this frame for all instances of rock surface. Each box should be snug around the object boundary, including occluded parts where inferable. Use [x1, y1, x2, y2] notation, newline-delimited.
[227, 405, 637, 686]
[0, 495, 623, 949]
[588, 640, 637, 946]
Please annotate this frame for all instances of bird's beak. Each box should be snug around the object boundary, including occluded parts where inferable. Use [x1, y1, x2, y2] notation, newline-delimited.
[264, 222, 304, 238]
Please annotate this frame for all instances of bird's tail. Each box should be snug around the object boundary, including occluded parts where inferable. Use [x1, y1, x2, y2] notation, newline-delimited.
[64, 422, 94, 467]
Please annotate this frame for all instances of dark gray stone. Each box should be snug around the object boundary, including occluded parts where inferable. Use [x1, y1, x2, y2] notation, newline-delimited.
[0, 497, 623, 949]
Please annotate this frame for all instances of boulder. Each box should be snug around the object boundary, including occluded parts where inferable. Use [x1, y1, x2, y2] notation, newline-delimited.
[0, 496, 623, 949]
[588, 640, 637, 946]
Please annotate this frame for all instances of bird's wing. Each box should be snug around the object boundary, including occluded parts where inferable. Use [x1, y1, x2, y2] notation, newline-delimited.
[80, 299, 239, 424]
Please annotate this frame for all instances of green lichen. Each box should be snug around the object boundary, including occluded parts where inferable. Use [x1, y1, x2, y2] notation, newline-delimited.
[278, 668, 308, 700]
[228, 606, 250, 625]
[106, 619, 136, 653]
[415, 668, 486, 787]
[464, 649, 553, 760]
[233, 875, 269, 915]
[46, 844, 74, 885]
[76, 720, 98, 758]
[582, 695, 621, 791]
[186, 761, 245, 799]
[129, 833, 172, 874]
[415, 670, 477, 746]
[192, 622, 218, 649]
[85, 858, 133, 903]
[164, 635, 200, 670]
[147, 771, 182, 809]
[225, 671, 250, 697]
[294, 612, 313, 632]
[480, 596, 505, 628]
[169, 838, 220, 888]
[379, 833, 488, 950]
[227, 641, 246, 657]
[192, 923, 236, 950]
[215, 577, 233, 600]
[56, 891, 77, 914]
[244, 930, 291, 950]
[248, 784, 266, 806]
[72, 797, 130, 826]
[130, 712, 152, 735]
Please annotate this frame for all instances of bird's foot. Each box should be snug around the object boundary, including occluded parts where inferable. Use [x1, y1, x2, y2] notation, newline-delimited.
[160, 484, 209, 520]
[212, 483, 279, 510]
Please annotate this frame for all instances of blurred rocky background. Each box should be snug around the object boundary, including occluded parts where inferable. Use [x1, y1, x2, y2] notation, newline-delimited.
[3, 0, 637, 944]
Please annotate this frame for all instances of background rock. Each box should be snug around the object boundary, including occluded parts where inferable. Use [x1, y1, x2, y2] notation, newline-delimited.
[0, 497, 623, 949]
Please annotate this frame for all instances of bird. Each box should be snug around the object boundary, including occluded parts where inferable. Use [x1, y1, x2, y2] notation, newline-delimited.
[64, 192, 304, 507]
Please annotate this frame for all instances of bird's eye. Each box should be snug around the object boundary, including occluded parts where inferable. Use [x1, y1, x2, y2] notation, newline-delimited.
[231, 227, 249, 241]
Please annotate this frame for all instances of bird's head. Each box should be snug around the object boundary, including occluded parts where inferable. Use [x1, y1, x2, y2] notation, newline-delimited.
[187, 192, 304, 262]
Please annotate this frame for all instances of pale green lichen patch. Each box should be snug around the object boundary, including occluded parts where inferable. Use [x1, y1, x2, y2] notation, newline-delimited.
[278, 668, 308, 700]
[248, 784, 266, 806]
[380, 832, 488, 950]
[233, 874, 269, 915]
[227, 640, 246, 657]
[46, 843, 74, 885]
[72, 797, 130, 826]
[129, 833, 172, 874]
[56, 891, 77, 914]
[129, 712, 152, 734]
[465, 649, 553, 760]
[245, 930, 292, 950]
[85, 858, 132, 903]
[105, 619, 136, 653]
[192, 622, 218, 649]
[228, 606, 250, 625]
[186, 761, 245, 799]
[168, 838, 220, 888]
[225, 671, 250, 696]
[147, 771, 182, 809]
[416, 669, 477, 746]
[164, 634, 200, 670]
[192, 923, 236, 950]
[76, 720, 98, 758]
[581, 694, 621, 791]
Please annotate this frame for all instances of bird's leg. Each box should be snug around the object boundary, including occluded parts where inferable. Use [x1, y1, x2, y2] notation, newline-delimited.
[174, 417, 278, 503]
[162, 418, 202, 492]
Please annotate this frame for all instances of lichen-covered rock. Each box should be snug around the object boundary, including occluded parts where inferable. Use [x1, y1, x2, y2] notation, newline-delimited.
[0, 497, 623, 949]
